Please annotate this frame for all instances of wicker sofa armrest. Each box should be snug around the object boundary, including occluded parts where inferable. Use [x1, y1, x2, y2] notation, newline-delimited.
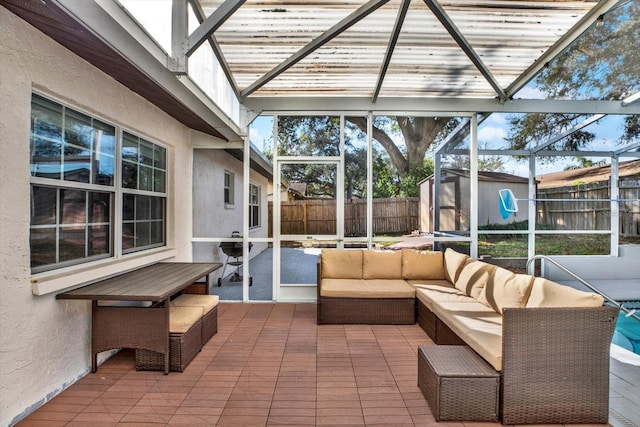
[501, 305, 618, 425]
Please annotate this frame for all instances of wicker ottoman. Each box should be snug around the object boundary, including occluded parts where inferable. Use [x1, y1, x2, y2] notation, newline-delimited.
[136, 306, 203, 372]
[171, 294, 219, 346]
[418, 345, 499, 422]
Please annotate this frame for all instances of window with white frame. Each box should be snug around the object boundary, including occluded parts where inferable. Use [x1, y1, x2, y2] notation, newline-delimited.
[121, 132, 166, 253]
[224, 170, 234, 206]
[249, 183, 260, 228]
[29, 93, 166, 272]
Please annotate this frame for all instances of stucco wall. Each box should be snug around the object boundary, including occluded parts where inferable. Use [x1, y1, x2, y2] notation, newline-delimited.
[192, 149, 269, 277]
[0, 9, 195, 425]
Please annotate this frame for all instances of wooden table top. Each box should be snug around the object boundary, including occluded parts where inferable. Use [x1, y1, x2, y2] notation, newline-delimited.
[56, 262, 222, 302]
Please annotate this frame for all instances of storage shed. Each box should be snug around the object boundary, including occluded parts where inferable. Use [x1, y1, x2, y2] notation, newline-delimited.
[420, 169, 531, 232]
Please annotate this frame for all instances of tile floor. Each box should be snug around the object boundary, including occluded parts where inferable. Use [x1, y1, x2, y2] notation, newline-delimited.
[16, 303, 640, 426]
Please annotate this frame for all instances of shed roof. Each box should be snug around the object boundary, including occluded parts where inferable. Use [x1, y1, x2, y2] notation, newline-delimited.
[536, 159, 640, 188]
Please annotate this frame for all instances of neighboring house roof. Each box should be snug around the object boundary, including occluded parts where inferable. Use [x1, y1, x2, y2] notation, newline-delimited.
[419, 169, 529, 185]
[536, 160, 640, 189]
[288, 183, 307, 198]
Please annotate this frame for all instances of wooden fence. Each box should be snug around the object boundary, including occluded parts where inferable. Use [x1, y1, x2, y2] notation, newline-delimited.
[269, 197, 419, 236]
[537, 181, 640, 236]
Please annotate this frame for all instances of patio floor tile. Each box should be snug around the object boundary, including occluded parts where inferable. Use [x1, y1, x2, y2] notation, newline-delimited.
[15, 302, 636, 426]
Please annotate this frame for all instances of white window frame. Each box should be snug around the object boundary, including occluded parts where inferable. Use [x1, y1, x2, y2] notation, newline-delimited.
[29, 92, 168, 273]
[224, 170, 235, 207]
[249, 182, 260, 228]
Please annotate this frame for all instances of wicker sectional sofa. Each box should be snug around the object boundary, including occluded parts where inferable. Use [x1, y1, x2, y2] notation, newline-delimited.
[316, 248, 618, 424]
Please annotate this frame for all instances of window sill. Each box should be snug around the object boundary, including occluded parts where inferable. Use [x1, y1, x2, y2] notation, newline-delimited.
[224, 204, 235, 209]
[31, 247, 178, 296]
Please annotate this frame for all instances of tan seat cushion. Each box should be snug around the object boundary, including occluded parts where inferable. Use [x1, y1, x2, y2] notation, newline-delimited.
[321, 249, 363, 279]
[320, 279, 415, 298]
[363, 250, 402, 279]
[401, 249, 445, 280]
[414, 285, 475, 312]
[406, 279, 454, 288]
[169, 306, 202, 333]
[455, 259, 496, 299]
[172, 294, 219, 314]
[526, 277, 604, 308]
[431, 300, 503, 371]
[479, 267, 534, 314]
[443, 248, 469, 283]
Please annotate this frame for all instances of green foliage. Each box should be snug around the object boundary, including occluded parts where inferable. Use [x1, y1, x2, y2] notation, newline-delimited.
[507, 2, 640, 155]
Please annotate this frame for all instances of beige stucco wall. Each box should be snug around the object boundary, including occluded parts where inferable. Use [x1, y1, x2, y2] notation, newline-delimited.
[192, 149, 269, 279]
[0, 9, 196, 425]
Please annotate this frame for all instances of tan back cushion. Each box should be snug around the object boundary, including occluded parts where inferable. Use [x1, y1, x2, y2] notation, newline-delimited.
[479, 267, 534, 314]
[363, 250, 403, 279]
[526, 277, 604, 308]
[443, 248, 469, 283]
[455, 259, 496, 299]
[321, 249, 363, 279]
[401, 249, 445, 280]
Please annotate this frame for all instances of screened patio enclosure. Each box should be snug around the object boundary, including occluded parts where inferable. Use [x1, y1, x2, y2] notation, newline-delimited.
[7, 0, 638, 302]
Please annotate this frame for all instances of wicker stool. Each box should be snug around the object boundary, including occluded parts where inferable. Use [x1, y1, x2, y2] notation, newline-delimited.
[418, 345, 499, 422]
[171, 294, 219, 346]
[136, 306, 202, 372]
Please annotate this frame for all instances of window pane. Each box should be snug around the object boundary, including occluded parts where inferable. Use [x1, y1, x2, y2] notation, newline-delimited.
[122, 161, 138, 189]
[31, 94, 62, 142]
[31, 186, 57, 225]
[150, 197, 164, 220]
[65, 109, 93, 151]
[59, 226, 86, 262]
[136, 222, 150, 247]
[89, 192, 111, 224]
[154, 169, 166, 193]
[94, 122, 115, 186]
[139, 140, 154, 166]
[136, 195, 150, 220]
[30, 228, 56, 268]
[122, 132, 138, 162]
[122, 223, 135, 250]
[63, 142, 91, 183]
[123, 194, 135, 221]
[60, 190, 86, 225]
[88, 225, 110, 256]
[31, 137, 62, 179]
[139, 165, 153, 191]
[150, 221, 164, 245]
[154, 145, 166, 169]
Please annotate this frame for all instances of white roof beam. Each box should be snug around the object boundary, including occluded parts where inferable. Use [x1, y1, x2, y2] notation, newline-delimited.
[243, 97, 640, 115]
[188, 0, 240, 99]
[506, 0, 622, 99]
[372, 0, 410, 103]
[421, 0, 507, 102]
[532, 114, 605, 153]
[239, 0, 391, 100]
[622, 90, 640, 106]
[615, 141, 640, 154]
[186, 0, 245, 56]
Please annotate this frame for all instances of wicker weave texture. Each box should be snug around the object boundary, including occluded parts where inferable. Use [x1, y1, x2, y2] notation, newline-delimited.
[201, 306, 218, 346]
[318, 297, 415, 324]
[418, 346, 499, 421]
[136, 317, 202, 372]
[501, 306, 618, 424]
[417, 301, 466, 345]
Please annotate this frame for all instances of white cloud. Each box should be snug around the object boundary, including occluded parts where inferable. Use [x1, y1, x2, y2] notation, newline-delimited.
[478, 126, 506, 142]
[513, 86, 546, 100]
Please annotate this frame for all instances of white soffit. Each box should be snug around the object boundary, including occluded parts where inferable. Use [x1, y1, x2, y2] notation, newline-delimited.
[199, 0, 599, 99]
